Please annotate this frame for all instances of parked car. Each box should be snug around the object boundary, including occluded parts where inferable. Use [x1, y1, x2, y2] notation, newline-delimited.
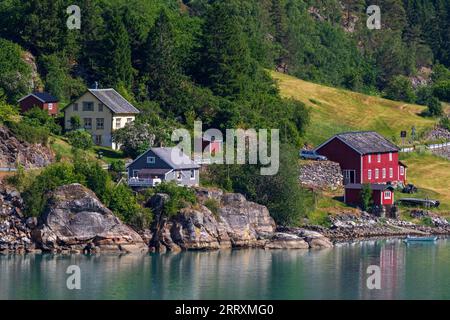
[402, 184, 418, 194]
[300, 150, 328, 161]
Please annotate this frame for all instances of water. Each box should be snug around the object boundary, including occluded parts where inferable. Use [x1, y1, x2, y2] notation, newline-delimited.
[1, 238, 449, 300]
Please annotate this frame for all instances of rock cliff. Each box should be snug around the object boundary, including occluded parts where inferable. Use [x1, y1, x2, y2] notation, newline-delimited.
[0, 125, 54, 169]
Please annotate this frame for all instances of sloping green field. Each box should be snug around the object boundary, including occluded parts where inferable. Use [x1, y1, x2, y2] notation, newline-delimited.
[272, 71, 437, 146]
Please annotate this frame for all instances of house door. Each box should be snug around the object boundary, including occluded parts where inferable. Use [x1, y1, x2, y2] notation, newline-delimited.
[344, 170, 356, 184]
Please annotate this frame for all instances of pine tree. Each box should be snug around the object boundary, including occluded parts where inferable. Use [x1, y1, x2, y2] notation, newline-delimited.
[101, 9, 134, 88]
[143, 9, 184, 111]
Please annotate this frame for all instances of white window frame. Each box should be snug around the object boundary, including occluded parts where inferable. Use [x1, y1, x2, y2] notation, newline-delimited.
[132, 170, 139, 178]
[147, 156, 156, 164]
[375, 169, 379, 179]
[83, 118, 92, 129]
[382, 168, 386, 179]
[384, 191, 392, 199]
[400, 166, 405, 175]
[377, 154, 381, 163]
[389, 152, 393, 161]
[190, 169, 196, 180]
[368, 169, 372, 180]
[389, 168, 394, 178]
[48, 103, 53, 110]
[98, 103, 104, 112]
[115, 118, 121, 128]
[177, 171, 183, 181]
[368, 155, 372, 164]
[96, 118, 104, 130]
[83, 101, 94, 111]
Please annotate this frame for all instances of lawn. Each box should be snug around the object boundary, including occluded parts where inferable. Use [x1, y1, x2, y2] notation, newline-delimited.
[272, 71, 437, 146]
[400, 152, 450, 215]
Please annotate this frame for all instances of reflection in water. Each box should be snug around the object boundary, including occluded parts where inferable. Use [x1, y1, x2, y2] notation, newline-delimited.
[0, 238, 449, 300]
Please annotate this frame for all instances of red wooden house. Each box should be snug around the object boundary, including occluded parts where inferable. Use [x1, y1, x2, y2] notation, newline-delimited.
[345, 184, 395, 207]
[18, 92, 59, 116]
[315, 131, 407, 186]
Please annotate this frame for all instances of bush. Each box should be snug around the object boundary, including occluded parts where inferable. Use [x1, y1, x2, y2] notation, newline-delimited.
[384, 75, 415, 103]
[360, 184, 373, 211]
[5, 120, 49, 144]
[440, 117, 450, 131]
[66, 130, 93, 150]
[70, 115, 81, 130]
[427, 97, 443, 117]
[0, 102, 19, 123]
[154, 182, 197, 216]
[204, 198, 220, 217]
[23, 107, 62, 135]
[433, 80, 450, 102]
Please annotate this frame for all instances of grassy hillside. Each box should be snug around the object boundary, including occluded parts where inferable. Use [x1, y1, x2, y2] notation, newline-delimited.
[272, 71, 437, 146]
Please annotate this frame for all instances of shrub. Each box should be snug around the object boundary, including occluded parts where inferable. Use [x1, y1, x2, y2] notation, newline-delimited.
[384, 75, 415, 103]
[23, 107, 62, 135]
[433, 80, 450, 102]
[0, 102, 19, 123]
[204, 198, 220, 217]
[154, 182, 197, 216]
[66, 130, 93, 150]
[70, 115, 81, 130]
[440, 117, 450, 131]
[5, 120, 49, 144]
[360, 184, 373, 211]
[427, 97, 443, 117]
[109, 160, 126, 173]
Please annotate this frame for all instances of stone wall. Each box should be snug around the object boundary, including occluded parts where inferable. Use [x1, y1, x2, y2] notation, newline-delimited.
[299, 160, 343, 190]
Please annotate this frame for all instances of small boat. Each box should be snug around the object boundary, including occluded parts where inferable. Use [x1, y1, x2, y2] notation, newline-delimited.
[404, 235, 438, 242]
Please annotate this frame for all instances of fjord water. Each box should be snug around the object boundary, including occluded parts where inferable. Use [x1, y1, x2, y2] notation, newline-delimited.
[1, 238, 449, 300]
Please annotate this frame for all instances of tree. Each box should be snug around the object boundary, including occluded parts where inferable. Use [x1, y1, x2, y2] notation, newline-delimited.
[384, 75, 415, 102]
[66, 130, 94, 150]
[101, 9, 134, 88]
[360, 184, 373, 211]
[427, 97, 443, 117]
[70, 115, 81, 130]
[0, 38, 32, 103]
[143, 9, 184, 111]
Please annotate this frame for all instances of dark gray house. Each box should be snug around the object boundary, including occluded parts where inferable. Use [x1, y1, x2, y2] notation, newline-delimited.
[127, 147, 200, 187]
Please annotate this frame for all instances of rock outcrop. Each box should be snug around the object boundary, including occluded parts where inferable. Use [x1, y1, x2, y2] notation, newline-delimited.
[0, 183, 36, 253]
[0, 125, 54, 169]
[299, 160, 343, 190]
[32, 184, 146, 253]
[147, 188, 333, 252]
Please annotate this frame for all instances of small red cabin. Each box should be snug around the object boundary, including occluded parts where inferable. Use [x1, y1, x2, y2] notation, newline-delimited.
[316, 131, 407, 186]
[345, 184, 395, 207]
[18, 92, 59, 116]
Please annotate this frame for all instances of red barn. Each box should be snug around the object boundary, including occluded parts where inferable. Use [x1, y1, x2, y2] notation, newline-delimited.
[18, 92, 59, 116]
[315, 131, 407, 186]
[345, 184, 395, 206]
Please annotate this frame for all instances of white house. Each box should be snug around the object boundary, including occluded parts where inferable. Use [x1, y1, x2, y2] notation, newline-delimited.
[63, 89, 140, 150]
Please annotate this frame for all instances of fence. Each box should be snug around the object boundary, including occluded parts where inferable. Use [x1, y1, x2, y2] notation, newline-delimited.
[0, 167, 17, 172]
[426, 142, 450, 150]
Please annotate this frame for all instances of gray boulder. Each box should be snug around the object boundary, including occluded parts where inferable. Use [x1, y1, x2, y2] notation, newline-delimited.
[33, 184, 146, 253]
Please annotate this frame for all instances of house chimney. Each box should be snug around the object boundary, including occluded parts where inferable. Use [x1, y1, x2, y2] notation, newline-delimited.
[94, 81, 99, 89]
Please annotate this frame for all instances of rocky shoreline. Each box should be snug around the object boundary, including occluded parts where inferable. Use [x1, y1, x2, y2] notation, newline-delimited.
[1, 183, 449, 255]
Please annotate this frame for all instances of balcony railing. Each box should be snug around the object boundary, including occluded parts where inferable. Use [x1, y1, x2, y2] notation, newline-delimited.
[128, 177, 162, 187]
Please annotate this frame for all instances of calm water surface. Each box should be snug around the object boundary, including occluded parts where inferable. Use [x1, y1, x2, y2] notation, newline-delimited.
[1, 238, 449, 300]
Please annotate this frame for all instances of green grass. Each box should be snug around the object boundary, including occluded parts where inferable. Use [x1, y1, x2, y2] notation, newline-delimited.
[272, 71, 437, 145]
[93, 146, 128, 164]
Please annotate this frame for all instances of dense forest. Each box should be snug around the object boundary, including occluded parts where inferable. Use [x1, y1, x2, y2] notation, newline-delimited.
[0, 0, 450, 225]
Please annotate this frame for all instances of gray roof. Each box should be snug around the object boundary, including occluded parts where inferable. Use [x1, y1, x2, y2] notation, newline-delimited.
[334, 131, 398, 154]
[152, 147, 200, 170]
[88, 89, 140, 114]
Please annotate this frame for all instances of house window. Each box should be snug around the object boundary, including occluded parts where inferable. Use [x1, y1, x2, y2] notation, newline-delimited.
[73, 103, 78, 111]
[375, 169, 379, 179]
[127, 118, 133, 123]
[115, 118, 121, 128]
[377, 154, 381, 163]
[177, 171, 182, 181]
[368, 170, 372, 180]
[389, 152, 393, 161]
[83, 118, 92, 129]
[98, 103, 104, 112]
[94, 135, 102, 145]
[48, 103, 53, 110]
[382, 168, 386, 179]
[132, 170, 139, 178]
[368, 155, 372, 163]
[147, 157, 155, 164]
[400, 166, 405, 175]
[83, 102, 94, 111]
[389, 168, 394, 178]
[96, 118, 104, 130]
[384, 191, 392, 199]
[190, 169, 196, 180]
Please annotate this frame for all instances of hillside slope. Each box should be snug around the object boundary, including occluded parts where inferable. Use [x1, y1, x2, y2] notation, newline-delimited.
[272, 72, 437, 146]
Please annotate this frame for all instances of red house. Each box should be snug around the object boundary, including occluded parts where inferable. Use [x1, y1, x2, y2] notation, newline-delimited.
[18, 92, 59, 116]
[345, 184, 395, 207]
[315, 131, 407, 186]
